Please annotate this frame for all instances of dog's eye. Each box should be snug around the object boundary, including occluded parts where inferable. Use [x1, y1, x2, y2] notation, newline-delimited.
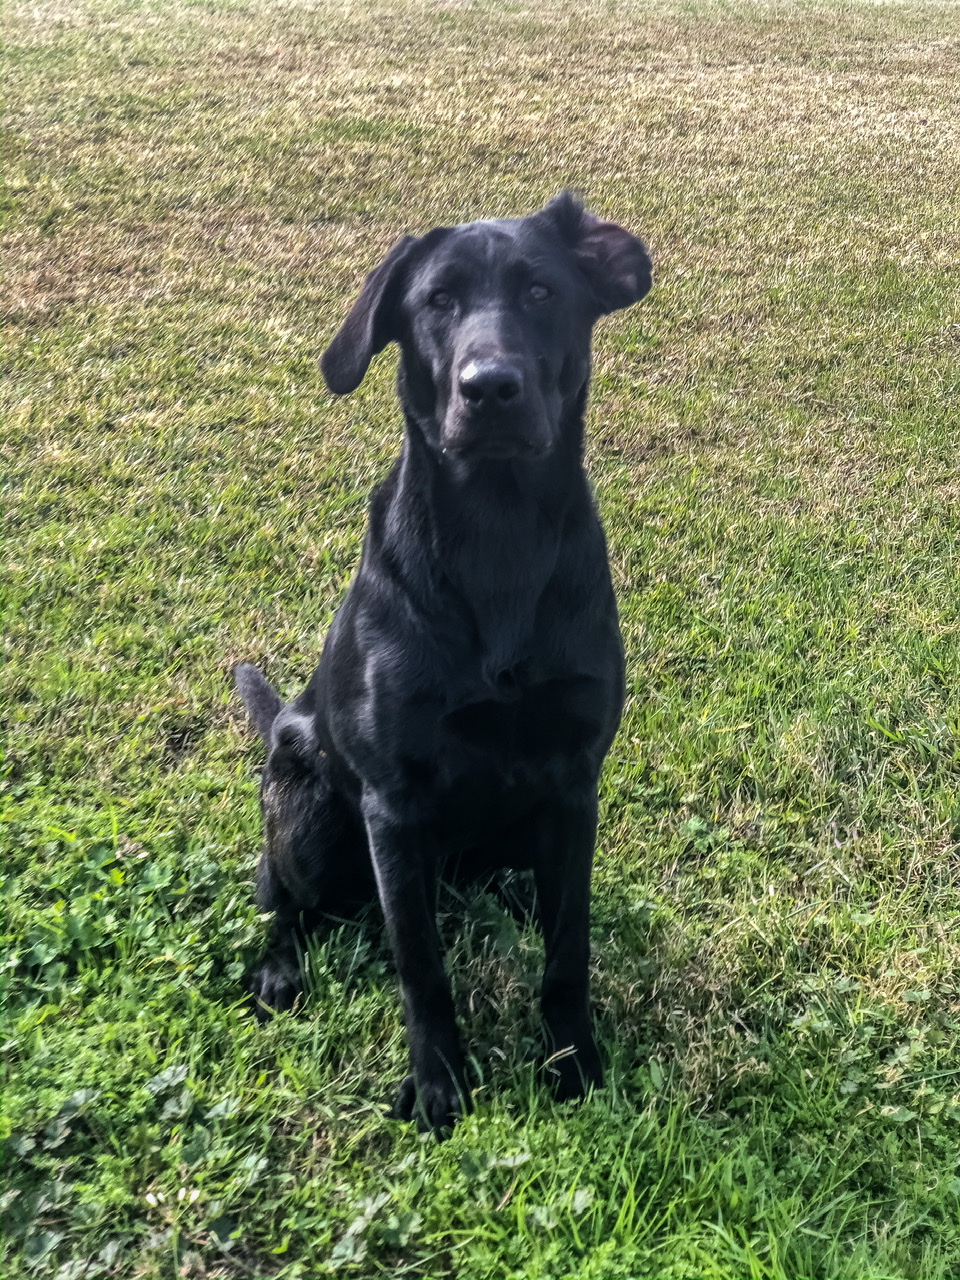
[528, 283, 552, 303]
[428, 289, 453, 310]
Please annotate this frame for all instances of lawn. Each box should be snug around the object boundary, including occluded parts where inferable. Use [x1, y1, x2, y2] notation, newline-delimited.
[3, 0, 960, 1276]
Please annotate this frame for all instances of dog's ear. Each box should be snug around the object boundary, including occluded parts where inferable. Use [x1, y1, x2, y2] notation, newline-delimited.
[576, 210, 652, 314]
[540, 190, 652, 316]
[321, 235, 419, 395]
[234, 663, 283, 741]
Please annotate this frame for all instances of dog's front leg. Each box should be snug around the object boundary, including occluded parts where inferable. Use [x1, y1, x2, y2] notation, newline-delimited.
[362, 801, 469, 1135]
[533, 792, 604, 1102]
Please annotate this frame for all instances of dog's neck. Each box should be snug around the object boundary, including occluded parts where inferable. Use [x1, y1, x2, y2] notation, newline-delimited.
[380, 410, 591, 675]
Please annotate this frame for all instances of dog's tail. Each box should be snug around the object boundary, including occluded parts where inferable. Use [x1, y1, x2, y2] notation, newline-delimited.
[234, 662, 319, 771]
[234, 663, 283, 740]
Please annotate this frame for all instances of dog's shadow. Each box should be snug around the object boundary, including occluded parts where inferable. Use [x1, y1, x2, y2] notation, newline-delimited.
[239, 876, 674, 1113]
[239, 872, 554, 1076]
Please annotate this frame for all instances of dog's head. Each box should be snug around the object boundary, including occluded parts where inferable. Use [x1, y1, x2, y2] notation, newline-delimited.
[321, 192, 652, 462]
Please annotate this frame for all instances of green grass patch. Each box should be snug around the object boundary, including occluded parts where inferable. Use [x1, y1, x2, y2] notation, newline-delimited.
[4, 0, 960, 1275]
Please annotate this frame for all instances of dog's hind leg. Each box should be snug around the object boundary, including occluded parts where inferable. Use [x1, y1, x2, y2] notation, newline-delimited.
[248, 778, 371, 1018]
[236, 664, 373, 1018]
[247, 859, 315, 1019]
[248, 768, 371, 1019]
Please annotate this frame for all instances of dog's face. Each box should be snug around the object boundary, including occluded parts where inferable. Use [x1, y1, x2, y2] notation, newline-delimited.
[321, 192, 652, 462]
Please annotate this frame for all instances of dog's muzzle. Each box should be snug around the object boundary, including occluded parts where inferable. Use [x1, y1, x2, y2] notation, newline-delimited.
[441, 359, 550, 460]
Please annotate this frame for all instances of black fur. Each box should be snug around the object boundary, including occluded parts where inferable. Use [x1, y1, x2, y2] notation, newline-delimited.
[236, 192, 652, 1134]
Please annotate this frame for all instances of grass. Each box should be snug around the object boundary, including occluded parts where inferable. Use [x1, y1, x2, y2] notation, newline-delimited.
[3, 0, 960, 1275]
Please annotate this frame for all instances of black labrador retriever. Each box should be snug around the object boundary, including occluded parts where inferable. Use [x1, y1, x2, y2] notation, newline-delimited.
[235, 191, 652, 1133]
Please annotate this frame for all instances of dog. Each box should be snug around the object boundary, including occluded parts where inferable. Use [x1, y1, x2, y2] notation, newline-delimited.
[235, 191, 652, 1134]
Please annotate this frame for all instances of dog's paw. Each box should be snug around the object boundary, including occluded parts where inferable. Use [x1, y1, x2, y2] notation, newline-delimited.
[545, 1038, 603, 1102]
[388, 1071, 471, 1137]
[248, 955, 303, 1022]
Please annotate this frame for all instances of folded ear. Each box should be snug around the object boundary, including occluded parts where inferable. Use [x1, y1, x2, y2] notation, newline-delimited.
[577, 210, 652, 314]
[321, 235, 419, 395]
[539, 190, 652, 316]
[234, 662, 283, 742]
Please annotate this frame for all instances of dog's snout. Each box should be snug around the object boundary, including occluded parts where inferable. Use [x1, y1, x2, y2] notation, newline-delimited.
[458, 360, 524, 410]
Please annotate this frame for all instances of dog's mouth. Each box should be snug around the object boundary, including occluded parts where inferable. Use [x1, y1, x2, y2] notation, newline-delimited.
[444, 437, 551, 463]
[444, 435, 549, 462]
[440, 408, 553, 462]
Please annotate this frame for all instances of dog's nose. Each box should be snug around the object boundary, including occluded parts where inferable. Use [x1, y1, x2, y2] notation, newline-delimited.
[458, 361, 523, 409]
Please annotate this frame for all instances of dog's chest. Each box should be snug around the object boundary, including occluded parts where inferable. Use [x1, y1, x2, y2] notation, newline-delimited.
[427, 671, 612, 842]
[441, 671, 607, 768]
[444, 516, 555, 677]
